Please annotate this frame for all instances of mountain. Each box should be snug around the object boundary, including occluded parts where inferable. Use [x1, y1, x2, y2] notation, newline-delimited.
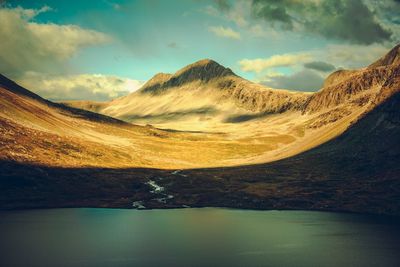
[139, 59, 236, 93]
[65, 46, 399, 164]
[0, 44, 399, 215]
[66, 59, 309, 127]
[0, 74, 218, 168]
[0, 72, 316, 168]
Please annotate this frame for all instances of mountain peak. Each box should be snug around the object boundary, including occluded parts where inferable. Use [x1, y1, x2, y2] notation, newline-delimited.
[369, 43, 400, 68]
[139, 59, 236, 94]
[191, 58, 218, 66]
[176, 58, 234, 77]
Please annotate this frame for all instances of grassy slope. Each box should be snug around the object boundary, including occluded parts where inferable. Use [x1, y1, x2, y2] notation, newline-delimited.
[0, 73, 368, 168]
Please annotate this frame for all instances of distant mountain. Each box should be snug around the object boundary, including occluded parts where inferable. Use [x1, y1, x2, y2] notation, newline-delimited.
[139, 59, 236, 94]
[68, 46, 400, 123]
[64, 44, 400, 163]
[66, 59, 309, 127]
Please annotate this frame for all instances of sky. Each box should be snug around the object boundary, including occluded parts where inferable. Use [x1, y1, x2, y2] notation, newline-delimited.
[0, 0, 399, 101]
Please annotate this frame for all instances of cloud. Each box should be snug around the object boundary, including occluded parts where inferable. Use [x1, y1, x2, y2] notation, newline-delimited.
[207, 1, 285, 39]
[18, 72, 143, 101]
[0, 6, 112, 78]
[251, 0, 294, 29]
[308, 0, 392, 44]
[320, 43, 389, 69]
[215, 0, 394, 44]
[304, 61, 336, 72]
[167, 42, 179, 49]
[260, 69, 325, 92]
[239, 53, 311, 73]
[240, 42, 390, 76]
[209, 26, 241, 39]
[248, 24, 273, 38]
[214, 0, 231, 11]
[208, 0, 250, 27]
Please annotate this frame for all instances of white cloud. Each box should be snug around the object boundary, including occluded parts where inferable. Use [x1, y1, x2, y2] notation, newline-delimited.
[224, 0, 250, 27]
[239, 43, 393, 92]
[248, 24, 272, 38]
[205, 1, 250, 27]
[18, 72, 143, 101]
[239, 43, 390, 76]
[204, 5, 220, 17]
[0, 6, 112, 78]
[239, 53, 312, 73]
[320, 44, 389, 69]
[260, 69, 325, 92]
[209, 26, 241, 40]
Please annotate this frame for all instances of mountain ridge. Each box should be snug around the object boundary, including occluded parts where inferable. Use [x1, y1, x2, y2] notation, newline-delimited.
[139, 59, 236, 94]
[1, 45, 400, 215]
[1, 74, 399, 214]
[68, 44, 400, 123]
[2, 44, 399, 169]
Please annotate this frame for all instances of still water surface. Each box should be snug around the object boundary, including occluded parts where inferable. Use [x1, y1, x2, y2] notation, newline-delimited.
[0, 208, 399, 267]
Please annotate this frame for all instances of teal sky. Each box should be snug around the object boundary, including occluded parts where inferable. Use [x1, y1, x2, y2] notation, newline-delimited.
[1, 0, 399, 100]
[7, 0, 326, 80]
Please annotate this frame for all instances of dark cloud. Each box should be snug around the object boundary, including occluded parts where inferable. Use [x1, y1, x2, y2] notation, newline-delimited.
[251, 0, 297, 30]
[247, 0, 393, 44]
[214, 0, 231, 11]
[368, 0, 400, 27]
[167, 42, 179, 49]
[262, 69, 324, 92]
[304, 61, 336, 72]
[311, 0, 391, 44]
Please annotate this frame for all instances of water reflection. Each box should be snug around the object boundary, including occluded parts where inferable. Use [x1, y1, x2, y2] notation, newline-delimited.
[0, 208, 399, 267]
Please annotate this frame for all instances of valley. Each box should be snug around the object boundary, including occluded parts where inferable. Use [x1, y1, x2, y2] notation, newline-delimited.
[0, 44, 399, 215]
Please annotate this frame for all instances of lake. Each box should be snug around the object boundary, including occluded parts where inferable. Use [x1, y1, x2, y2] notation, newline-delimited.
[0, 208, 399, 267]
